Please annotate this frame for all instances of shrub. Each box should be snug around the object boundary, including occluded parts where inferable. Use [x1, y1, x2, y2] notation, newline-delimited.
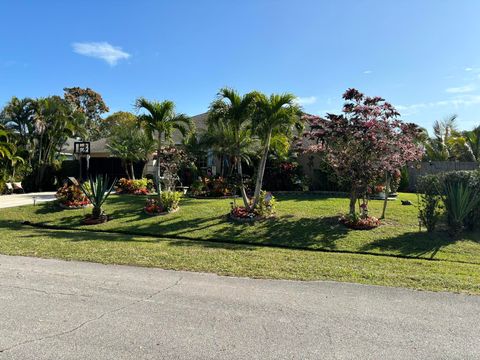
[160, 191, 182, 212]
[442, 170, 480, 232]
[230, 191, 276, 220]
[340, 213, 381, 230]
[398, 166, 410, 192]
[56, 184, 89, 208]
[389, 169, 402, 194]
[144, 198, 164, 214]
[116, 178, 153, 195]
[80, 176, 116, 219]
[256, 191, 276, 217]
[263, 160, 309, 191]
[190, 180, 205, 196]
[443, 180, 480, 237]
[190, 177, 234, 197]
[417, 170, 480, 235]
[417, 174, 443, 232]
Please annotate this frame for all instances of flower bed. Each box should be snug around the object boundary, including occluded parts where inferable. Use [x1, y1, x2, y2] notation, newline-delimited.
[143, 192, 182, 216]
[229, 207, 265, 223]
[340, 214, 381, 230]
[56, 184, 90, 209]
[115, 178, 153, 195]
[229, 191, 276, 223]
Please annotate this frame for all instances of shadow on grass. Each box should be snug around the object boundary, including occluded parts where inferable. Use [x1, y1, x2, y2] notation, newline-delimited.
[13, 225, 259, 251]
[206, 215, 349, 250]
[360, 230, 480, 259]
[271, 194, 349, 205]
[33, 201, 64, 214]
[9, 195, 480, 263]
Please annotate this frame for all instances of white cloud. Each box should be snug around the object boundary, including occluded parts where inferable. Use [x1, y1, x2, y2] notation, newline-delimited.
[363, 70, 373, 74]
[465, 67, 473, 72]
[295, 96, 317, 106]
[396, 94, 480, 116]
[72, 42, 131, 66]
[445, 84, 476, 94]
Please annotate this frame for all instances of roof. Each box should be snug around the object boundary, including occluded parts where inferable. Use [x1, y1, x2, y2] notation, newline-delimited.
[62, 112, 209, 156]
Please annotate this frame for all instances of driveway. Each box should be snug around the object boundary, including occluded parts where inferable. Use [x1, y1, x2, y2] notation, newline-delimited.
[0, 192, 56, 209]
[0, 255, 478, 360]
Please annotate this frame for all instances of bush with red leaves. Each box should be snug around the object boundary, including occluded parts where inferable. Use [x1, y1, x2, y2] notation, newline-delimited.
[340, 214, 381, 230]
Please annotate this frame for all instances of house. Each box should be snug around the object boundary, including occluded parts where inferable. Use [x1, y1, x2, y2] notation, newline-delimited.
[61, 112, 221, 180]
[60, 111, 327, 189]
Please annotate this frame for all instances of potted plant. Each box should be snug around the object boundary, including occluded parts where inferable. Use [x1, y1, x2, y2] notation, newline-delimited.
[80, 175, 116, 224]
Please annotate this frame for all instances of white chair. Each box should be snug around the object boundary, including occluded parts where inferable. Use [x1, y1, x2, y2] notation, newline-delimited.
[12, 182, 25, 193]
[5, 182, 14, 195]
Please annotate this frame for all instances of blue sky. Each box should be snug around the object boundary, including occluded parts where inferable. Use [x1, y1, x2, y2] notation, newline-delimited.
[1, 0, 480, 131]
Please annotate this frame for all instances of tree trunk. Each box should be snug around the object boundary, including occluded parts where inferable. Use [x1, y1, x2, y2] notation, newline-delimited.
[156, 135, 162, 195]
[252, 131, 272, 209]
[130, 162, 136, 180]
[92, 206, 102, 219]
[219, 155, 224, 177]
[381, 173, 390, 219]
[237, 160, 250, 208]
[349, 189, 357, 216]
[122, 161, 130, 179]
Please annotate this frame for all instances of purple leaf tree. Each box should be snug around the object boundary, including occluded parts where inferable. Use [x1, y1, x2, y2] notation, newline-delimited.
[303, 89, 423, 218]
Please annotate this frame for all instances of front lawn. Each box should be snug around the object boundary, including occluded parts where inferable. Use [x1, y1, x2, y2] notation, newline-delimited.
[1, 193, 480, 294]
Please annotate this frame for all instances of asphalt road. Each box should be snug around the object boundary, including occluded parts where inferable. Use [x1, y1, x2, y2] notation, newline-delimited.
[0, 255, 479, 360]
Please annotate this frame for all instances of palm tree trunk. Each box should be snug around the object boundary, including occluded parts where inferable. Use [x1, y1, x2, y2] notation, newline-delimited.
[237, 159, 250, 208]
[252, 130, 272, 209]
[156, 134, 162, 195]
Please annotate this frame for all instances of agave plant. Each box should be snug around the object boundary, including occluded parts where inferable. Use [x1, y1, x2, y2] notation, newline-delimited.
[443, 181, 480, 237]
[80, 175, 116, 219]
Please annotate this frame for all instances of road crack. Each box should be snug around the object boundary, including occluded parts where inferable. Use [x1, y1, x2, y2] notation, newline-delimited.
[0, 276, 183, 353]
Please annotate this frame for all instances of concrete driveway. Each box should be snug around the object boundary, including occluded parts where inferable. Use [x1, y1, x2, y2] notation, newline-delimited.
[0, 255, 479, 360]
[0, 192, 56, 209]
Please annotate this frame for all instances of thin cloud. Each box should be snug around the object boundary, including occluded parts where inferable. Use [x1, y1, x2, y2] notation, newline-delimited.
[396, 94, 480, 115]
[445, 84, 476, 94]
[295, 96, 317, 106]
[72, 42, 131, 66]
[363, 70, 373, 74]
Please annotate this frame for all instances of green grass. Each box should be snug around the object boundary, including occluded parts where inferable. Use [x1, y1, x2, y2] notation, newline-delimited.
[1, 193, 480, 294]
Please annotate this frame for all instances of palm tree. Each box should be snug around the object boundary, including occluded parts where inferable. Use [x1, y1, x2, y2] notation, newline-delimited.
[31, 96, 85, 190]
[208, 88, 257, 207]
[0, 125, 14, 160]
[423, 115, 474, 161]
[250, 93, 303, 209]
[135, 98, 191, 193]
[200, 120, 258, 177]
[107, 123, 156, 179]
[463, 125, 480, 161]
[0, 97, 35, 165]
